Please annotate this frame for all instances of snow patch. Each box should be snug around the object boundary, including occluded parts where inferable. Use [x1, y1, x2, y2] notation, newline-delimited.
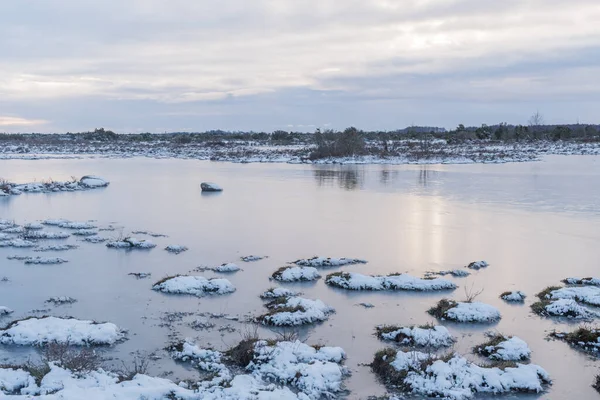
[273, 266, 321, 282]
[152, 275, 235, 297]
[467, 260, 489, 270]
[501, 291, 527, 302]
[164, 245, 188, 254]
[293, 257, 367, 268]
[259, 296, 335, 326]
[377, 325, 455, 348]
[260, 287, 300, 299]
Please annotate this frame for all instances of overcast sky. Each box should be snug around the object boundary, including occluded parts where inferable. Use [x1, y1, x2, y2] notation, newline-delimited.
[1, 0, 599, 133]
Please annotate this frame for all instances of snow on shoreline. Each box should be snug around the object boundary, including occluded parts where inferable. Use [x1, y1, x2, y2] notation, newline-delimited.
[325, 272, 456, 291]
[0, 177, 109, 197]
[0, 316, 124, 345]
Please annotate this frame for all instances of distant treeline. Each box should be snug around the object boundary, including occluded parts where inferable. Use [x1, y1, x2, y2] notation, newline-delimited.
[1, 123, 599, 159]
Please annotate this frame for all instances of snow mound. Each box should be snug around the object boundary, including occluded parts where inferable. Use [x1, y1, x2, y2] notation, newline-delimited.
[545, 286, 600, 306]
[106, 238, 156, 249]
[437, 269, 471, 277]
[241, 255, 266, 262]
[170, 339, 348, 399]
[542, 299, 597, 318]
[0, 316, 124, 345]
[563, 277, 600, 286]
[42, 219, 69, 226]
[476, 336, 531, 361]
[201, 182, 223, 192]
[293, 256, 367, 268]
[83, 235, 107, 243]
[45, 296, 77, 305]
[273, 266, 321, 282]
[33, 244, 78, 252]
[0, 239, 37, 248]
[259, 296, 335, 326]
[260, 287, 300, 299]
[57, 221, 97, 230]
[1, 226, 25, 234]
[164, 245, 188, 254]
[23, 230, 70, 239]
[0, 367, 35, 394]
[501, 291, 527, 302]
[71, 229, 98, 236]
[377, 325, 455, 347]
[467, 260, 489, 270]
[152, 275, 235, 297]
[325, 272, 456, 291]
[0, 306, 14, 315]
[23, 222, 44, 230]
[430, 300, 501, 323]
[79, 175, 109, 188]
[24, 257, 68, 265]
[383, 350, 550, 399]
[214, 263, 241, 273]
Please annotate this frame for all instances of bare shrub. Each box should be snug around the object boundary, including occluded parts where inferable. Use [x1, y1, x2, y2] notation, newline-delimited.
[42, 342, 101, 373]
[116, 353, 150, 381]
[464, 283, 484, 303]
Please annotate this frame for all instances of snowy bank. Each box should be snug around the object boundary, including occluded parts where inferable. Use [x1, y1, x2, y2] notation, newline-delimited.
[152, 275, 235, 297]
[0, 176, 109, 197]
[325, 272, 456, 291]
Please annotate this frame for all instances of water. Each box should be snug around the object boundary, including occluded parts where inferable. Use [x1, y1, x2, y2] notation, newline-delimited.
[1, 155, 599, 399]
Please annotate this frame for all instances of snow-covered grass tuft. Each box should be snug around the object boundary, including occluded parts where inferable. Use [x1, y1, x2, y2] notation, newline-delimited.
[0, 316, 125, 346]
[0, 239, 37, 248]
[375, 324, 455, 348]
[544, 286, 600, 307]
[428, 299, 501, 323]
[563, 277, 600, 286]
[214, 263, 241, 273]
[0, 306, 14, 315]
[45, 296, 77, 305]
[258, 296, 335, 326]
[466, 260, 489, 270]
[550, 327, 600, 354]
[71, 229, 98, 237]
[241, 255, 266, 262]
[83, 235, 107, 243]
[23, 222, 44, 230]
[532, 298, 597, 319]
[33, 244, 78, 252]
[371, 348, 550, 399]
[474, 335, 531, 361]
[106, 237, 156, 249]
[128, 272, 151, 279]
[22, 230, 70, 240]
[501, 291, 527, 303]
[24, 257, 68, 265]
[164, 245, 188, 254]
[326, 272, 456, 291]
[293, 256, 367, 268]
[272, 266, 321, 282]
[260, 287, 300, 299]
[57, 221, 97, 230]
[436, 269, 471, 277]
[152, 275, 235, 297]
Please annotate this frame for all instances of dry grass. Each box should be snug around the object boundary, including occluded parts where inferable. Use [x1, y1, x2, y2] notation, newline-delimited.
[473, 334, 506, 357]
[427, 299, 457, 319]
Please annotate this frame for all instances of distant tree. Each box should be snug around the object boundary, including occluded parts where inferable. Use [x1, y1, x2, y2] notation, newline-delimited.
[528, 111, 544, 127]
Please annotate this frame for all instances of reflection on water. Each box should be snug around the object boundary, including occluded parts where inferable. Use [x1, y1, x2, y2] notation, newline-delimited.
[313, 167, 364, 190]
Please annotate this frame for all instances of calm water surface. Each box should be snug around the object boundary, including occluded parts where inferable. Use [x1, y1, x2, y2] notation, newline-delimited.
[0, 155, 599, 399]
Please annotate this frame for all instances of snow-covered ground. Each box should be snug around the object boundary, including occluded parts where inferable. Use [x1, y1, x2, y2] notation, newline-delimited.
[325, 272, 456, 291]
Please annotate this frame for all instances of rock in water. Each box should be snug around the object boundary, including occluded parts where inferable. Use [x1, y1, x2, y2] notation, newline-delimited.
[201, 182, 223, 192]
[79, 176, 109, 187]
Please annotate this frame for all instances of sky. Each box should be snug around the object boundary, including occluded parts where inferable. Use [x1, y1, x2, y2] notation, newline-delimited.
[1, 0, 599, 133]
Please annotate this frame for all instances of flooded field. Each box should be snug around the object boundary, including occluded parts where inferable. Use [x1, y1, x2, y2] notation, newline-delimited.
[1, 155, 599, 399]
